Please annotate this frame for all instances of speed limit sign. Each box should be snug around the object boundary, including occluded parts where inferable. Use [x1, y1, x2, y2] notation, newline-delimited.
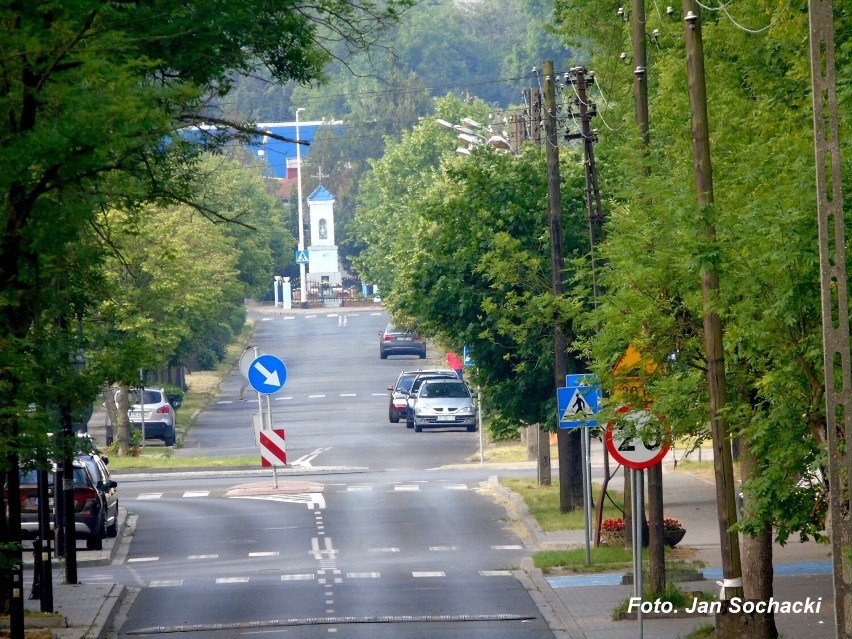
[605, 406, 669, 470]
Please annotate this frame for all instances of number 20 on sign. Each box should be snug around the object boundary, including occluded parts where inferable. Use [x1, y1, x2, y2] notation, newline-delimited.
[605, 406, 670, 470]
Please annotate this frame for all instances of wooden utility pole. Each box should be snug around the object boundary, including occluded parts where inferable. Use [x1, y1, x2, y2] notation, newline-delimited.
[807, 0, 851, 635]
[681, 0, 743, 610]
[630, 0, 666, 596]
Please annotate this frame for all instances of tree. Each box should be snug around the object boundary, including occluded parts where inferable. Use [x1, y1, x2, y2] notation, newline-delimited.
[0, 0, 412, 618]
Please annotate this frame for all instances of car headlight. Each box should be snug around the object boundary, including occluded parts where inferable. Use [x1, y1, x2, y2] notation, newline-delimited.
[456, 406, 475, 416]
[415, 404, 437, 416]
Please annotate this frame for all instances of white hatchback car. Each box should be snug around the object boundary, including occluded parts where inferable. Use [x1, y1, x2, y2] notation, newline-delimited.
[411, 378, 477, 433]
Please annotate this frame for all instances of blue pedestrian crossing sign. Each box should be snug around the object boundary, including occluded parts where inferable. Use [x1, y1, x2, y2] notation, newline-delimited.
[248, 354, 288, 394]
[557, 373, 601, 429]
[295, 250, 310, 265]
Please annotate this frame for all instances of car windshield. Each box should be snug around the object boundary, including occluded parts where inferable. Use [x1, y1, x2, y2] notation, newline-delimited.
[421, 382, 469, 398]
[397, 374, 419, 392]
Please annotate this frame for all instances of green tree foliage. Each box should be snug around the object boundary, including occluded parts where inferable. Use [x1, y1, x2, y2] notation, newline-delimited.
[0, 0, 411, 611]
[551, 0, 850, 543]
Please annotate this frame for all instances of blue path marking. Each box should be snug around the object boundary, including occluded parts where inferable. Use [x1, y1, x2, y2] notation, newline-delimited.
[547, 562, 832, 588]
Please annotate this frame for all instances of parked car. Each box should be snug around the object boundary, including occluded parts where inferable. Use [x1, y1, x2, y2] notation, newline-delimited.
[404, 371, 464, 428]
[379, 324, 427, 359]
[411, 378, 478, 432]
[387, 369, 457, 423]
[127, 387, 176, 445]
[18, 453, 119, 551]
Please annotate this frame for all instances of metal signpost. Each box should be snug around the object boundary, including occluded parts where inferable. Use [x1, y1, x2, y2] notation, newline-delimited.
[240, 347, 288, 487]
[557, 373, 601, 564]
[605, 406, 670, 639]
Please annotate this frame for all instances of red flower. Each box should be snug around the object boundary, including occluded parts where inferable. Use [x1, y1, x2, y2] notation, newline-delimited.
[600, 518, 625, 533]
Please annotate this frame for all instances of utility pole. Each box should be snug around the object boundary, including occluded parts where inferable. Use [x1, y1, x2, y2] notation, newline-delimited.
[807, 0, 851, 634]
[630, 0, 665, 594]
[682, 0, 743, 612]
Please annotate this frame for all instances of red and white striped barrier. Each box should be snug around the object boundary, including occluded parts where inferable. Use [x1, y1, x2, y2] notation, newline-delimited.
[259, 428, 287, 467]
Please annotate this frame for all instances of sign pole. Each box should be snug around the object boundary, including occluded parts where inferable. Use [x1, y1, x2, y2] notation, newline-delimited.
[632, 468, 644, 638]
[581, 427, 592, 565]
[266, 394, 278, 488]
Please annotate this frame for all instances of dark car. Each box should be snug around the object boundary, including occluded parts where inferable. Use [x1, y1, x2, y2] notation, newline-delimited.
[404, 371, 463, 428]
[18, 453, 119, 551]
[387, 369, 457, 423]
[379, 324, 427, 359]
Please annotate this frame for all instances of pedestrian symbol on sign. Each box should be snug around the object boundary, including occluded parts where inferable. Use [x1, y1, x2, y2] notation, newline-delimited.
[563, 388, 594, 419]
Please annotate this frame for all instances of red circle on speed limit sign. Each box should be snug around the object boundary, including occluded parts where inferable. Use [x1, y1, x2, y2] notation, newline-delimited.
[605, 406, 669, 470]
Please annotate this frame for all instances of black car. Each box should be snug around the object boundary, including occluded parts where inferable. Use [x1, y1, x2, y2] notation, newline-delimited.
[379, 324, 427, 359]
[18, 453, 119, 551]
[387, 369, 457, 423]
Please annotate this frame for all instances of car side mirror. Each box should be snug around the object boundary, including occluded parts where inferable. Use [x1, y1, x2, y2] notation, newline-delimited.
[110, 480, 118, 489]
[171, 399, 182, 409]
[101, 455, 109, 465]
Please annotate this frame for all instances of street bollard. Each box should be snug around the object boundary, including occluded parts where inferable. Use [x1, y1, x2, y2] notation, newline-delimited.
[29, 538, 41, 600]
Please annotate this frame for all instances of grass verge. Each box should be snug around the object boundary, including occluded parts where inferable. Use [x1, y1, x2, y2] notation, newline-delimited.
[499, 478, 624, 532]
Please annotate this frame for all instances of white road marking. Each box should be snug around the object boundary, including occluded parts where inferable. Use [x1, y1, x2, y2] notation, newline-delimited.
[480, 570, 514, 577]
[491, 545, 524, 550]
[283, 316, 295, 320]
[394, 485, 420, 491]
[310, 537, 338, 560]
[347, 485, 372, 492]
[183, 491, 209, 498]
[249, 551, 279, 557]
[188, 554, 218, 560]
[429, 546, 458, 552]
[217, 400, 234, 404]
[150, 580, 183, 587]
[261, 318, 274, 321]
[412, 571, 446, 578]
[368, 548, 399, 553]
[137, 494, 162, 500]
[274, 396, 293, 401]
[443, 484, 469, 491]
[339, 393, 356, 397]
[216, 577, 250, 584]
[128, 557, 159, 563]
[308, 394, 326, 398]
[371, 393, 387, 396]
[347, 572, 381, 579]
[281, 574, 315, 581]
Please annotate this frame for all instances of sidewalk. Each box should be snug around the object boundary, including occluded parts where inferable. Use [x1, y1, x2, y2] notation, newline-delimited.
[496, 447, 837, 639]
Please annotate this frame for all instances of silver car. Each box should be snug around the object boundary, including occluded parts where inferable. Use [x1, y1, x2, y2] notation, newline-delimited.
[411, 378, 477, 432]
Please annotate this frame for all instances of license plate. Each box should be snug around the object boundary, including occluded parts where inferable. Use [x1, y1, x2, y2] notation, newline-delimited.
[398, 337, 411, 341]
[130, 411, 143, 420]
[437, 415, 455, 422]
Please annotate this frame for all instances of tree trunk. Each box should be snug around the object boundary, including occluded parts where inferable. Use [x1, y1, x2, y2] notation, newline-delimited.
[102, 383, 131, 455]
[740, 444, 778, 638]
[647, 463, 666, 594]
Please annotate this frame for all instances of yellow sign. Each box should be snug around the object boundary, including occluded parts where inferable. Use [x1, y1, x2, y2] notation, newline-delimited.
[613, 344, 657, 401]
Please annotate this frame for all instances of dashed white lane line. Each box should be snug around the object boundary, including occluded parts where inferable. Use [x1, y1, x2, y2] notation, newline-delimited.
[128, 557, 159, 563]
[443, 484, 469, 490]
[183, 491, 209, 498]
[394, 485, 420, 491]
[188, 554, 218, 560]
[281, 574, 315, 581]
[491, 545, 524, 550]
[137, 494, 162, 500]
[216, 577, 250, 584]
[480, 570, 514, 577]
[429, 546, 458, 552]
[217, 400, 234, 404]
[308, 394, 326, 398]
[347, 485, 372, 492]
[346, 572, 380, 579]
[150, 580, 183, 587]
[371, 393, 387, 396]
[274, 396, 293, 401]
[339, 393, 356, 397]
[368, 548, 399, 553]
[249, 551, 280, 557]
[412, 571, 446, 578]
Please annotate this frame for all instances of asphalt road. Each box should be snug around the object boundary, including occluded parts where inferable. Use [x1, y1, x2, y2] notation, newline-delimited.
[88, 308, 556, 638]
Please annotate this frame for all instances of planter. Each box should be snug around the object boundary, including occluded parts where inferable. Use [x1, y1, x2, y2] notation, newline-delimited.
[663, 528, 687, 547]
[600, 531, 625, 547]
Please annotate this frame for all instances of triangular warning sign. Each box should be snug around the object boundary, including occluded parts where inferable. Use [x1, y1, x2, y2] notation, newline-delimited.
[562, 388, 594, 420]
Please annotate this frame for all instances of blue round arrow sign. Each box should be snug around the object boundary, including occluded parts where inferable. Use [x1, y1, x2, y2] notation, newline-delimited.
[247, 354, 287, 394]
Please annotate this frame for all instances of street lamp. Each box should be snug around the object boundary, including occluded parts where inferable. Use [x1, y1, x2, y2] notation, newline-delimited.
[295, 108, 307, 308]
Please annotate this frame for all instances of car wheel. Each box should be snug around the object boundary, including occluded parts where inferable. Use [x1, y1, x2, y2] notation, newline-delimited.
[406, 415, 414, 429]
[87, 519, 105, 550]
[389, 409, 400, 423]
[414, 421, 423, 432]
[419, 351, 426, 359]
[164, 434, 176, 446]
[467, 424, 477, 432]
[106, 502, 119, 538]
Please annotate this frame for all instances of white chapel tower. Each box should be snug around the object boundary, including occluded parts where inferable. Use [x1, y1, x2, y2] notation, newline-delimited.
[306, 185, 342, 290]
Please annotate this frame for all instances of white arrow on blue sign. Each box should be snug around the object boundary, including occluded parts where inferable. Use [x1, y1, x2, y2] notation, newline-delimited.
[557, 373, 601, 429]
[248, 354, 288, 394]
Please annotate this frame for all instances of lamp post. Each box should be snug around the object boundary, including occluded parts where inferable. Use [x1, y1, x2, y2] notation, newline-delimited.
[295, 108, 307, 308]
